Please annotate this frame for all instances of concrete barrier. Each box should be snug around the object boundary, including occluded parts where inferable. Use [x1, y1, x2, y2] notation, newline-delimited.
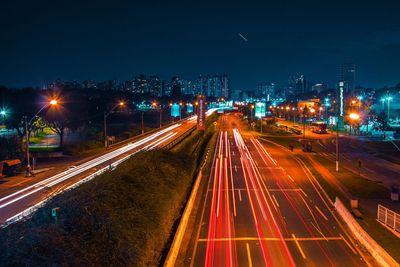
[335, 197, 399, 267]
[164, 170, 203, 267]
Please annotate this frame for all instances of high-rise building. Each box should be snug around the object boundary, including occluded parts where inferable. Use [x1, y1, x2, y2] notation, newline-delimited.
[255, 82, 275, 100]
[161, 80, 171, 96]
[295, 75, 307, 95]
[147, 76, 162, 96]
[340, 63, 356, 94]
[312, 83, 328, 93]
[180, 79, 194, 95]
[194, 74, 230, 98]
[134, 74, 147, 94]
[220, 74, 230, 99]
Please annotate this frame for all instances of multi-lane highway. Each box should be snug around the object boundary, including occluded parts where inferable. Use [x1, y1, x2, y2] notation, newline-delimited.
[0, 115, 201, 226]
[180, 113, 368, 266]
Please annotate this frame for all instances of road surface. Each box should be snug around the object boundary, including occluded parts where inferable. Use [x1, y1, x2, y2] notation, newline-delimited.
[181, 113, 367, 266]
[274, 118, 400, 190]
[0, 115, 201, 226]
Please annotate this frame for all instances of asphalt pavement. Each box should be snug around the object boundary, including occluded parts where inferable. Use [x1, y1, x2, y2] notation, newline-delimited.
[183, 113, 368, 266]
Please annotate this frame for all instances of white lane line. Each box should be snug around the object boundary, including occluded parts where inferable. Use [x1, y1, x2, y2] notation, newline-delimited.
[311, 222, 328, 241]
[246, 243, 253, 267]
[288, 175, 295, 182]
[299, 187, 308, 198]
[272, 194, 280, 208]
[292, 234, 307, 260]
[238, 189, 242, 202]
[315, 205, 329, 221]
[339, 234, 358, 255]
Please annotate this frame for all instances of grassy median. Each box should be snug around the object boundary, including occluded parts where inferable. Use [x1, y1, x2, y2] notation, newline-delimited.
[0, 115, 219, 266]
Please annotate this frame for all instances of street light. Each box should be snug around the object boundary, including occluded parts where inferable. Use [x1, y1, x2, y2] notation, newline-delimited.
[25, 99, 58, 176]
[387, 96, 393, 119]
[250, 104, 255, 124]
[153, 102, 162, 128]
[285, 106, 290, 121]
[179, 102, 183, 121]
[349, 113, 360, 120]
[349, 113, 360, 136]
[104, 101, 125, 148]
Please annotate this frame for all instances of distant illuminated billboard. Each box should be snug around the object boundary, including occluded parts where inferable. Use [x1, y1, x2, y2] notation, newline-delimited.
[339, 81, 344, 117]
[255, 102, 266, 118]
[197, 95, 206, 130]
[187, 103, 193, 113]
[171, 103, 180, 117]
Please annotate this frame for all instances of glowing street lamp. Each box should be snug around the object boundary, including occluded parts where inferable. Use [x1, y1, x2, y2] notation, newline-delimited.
[349, 113, 360, 120]
[104, 101, 125, 148]
[24, 98, 59, 176]
[249, 104, 255, 123]
[152, 102, 162, 128]
[348, 113, 360, 136]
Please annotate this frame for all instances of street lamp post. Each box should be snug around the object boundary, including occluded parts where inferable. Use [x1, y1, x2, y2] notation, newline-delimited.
[250, 104, 254, 124]
[104, 101, 125, 148]
[349, 113, 360, 136]
[292, 108, 296, 125]
[285, 106, 290, 122]
[179, 102, 183, 121]
[25, 99, 58, 176]
[0, 109, 6, 125]
[387, 97, 392, 119]
[336, 117, 339, 172]
[152, 102, 162, 128]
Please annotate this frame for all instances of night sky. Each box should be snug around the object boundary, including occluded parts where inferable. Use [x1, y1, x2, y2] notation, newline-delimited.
[1, 0, 400, 90]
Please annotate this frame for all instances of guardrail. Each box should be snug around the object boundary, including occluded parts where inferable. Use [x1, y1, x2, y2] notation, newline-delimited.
[378, 204, 400, 233]
[109, 119, 183, 148]
[163, 126, 196, 150]
[335, 197, 398, 267]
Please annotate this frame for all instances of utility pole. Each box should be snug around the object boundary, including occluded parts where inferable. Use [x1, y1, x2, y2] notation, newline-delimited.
[159, 106, 162, 128]
[104, 101, 125, 148]
[336, 99, 340, 172]
[25, 116, 30, 174]
[141, 111, 144, 134]
[104, 112, 107, 148]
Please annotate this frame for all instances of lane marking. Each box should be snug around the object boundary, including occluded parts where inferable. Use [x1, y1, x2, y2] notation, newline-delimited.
[315, 205, 329, 221]
[299, 187, 308, 198]
[246, 243, 253, 267]
[238, 189, 242, 201]
[300, 194, 321, 232]
[339, 234, 358, 255]
[292, 234, 307, 260]
[234, 165, 237, 172]
[288, 175, 295, 182]
[272, 194, 280, 208]
[198, 236, 342, 242]
[311, 222, 328, 241]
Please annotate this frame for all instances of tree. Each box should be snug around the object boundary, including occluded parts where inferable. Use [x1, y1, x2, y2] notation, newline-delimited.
[372, 111, 389, 131]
